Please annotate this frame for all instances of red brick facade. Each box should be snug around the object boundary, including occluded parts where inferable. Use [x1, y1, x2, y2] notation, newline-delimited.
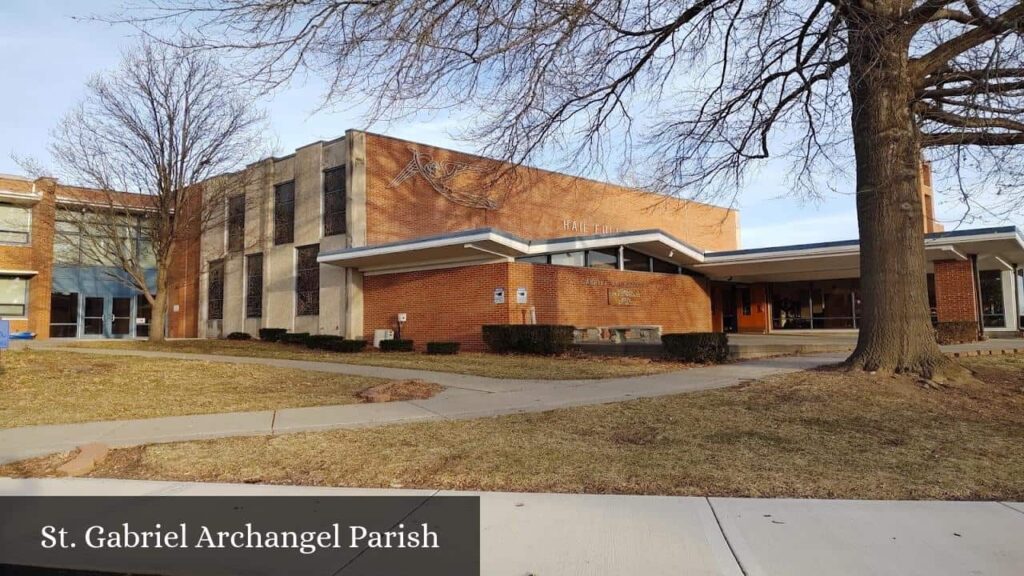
[364, 262, 712, 351]
[0, 176, 55, 337]
[933, 259, 979, 323]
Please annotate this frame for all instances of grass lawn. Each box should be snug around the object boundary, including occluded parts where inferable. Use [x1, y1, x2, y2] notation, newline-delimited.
[7, 355, 1023, 500]
[65, 339, 691, 379]
[0, 350, 389, 428]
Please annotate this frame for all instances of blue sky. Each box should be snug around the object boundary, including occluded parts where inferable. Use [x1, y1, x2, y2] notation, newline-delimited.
[1, 1, 1020, 248]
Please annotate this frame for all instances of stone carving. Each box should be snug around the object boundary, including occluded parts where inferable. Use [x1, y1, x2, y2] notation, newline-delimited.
[389, 147, 505, 210]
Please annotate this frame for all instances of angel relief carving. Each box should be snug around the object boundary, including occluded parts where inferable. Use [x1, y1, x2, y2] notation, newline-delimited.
[389, 147, 507, 210]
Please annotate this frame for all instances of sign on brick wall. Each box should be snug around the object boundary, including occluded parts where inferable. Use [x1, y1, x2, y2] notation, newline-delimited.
[608, 288, 641, 306]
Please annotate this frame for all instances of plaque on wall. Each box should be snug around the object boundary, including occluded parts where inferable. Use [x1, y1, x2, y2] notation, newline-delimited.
[608, 288, 640, 306]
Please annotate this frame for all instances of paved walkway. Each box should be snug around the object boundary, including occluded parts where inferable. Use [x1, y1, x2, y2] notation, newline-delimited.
[0, 350, 843, 464]
[2, 477, 1022, 575]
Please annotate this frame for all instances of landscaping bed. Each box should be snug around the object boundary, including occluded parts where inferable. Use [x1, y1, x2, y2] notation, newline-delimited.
[7, 355, 1022, 500]
[67, 339, 693, 379]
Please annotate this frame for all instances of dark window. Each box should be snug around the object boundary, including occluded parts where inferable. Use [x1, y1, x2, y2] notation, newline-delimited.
[550, 251, 585, 267]
[651, 257, 679, 274]
[136, 295, 152, 338]
[0, 276, 29, 316]
[323, 166, 347, 237]
[517, 255, 550, 264]
[622, 248, 651, 272]
[739, 286, 752, 316]
[228, 195, 246, 252]
[587, 248, 618, 269]
[296, 244, 319, 316]
[49, 292, 79, 338]
[979, 270, 1005, 327]
[246, 253, 264, 318]
[208, 259, 225, 320]
[274, 181, 295, 245]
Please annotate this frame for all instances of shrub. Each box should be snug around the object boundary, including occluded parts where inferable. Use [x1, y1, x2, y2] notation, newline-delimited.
[305, 334, 345, 350]
[323, 339, 368, 353]
[278, 332, 311, 345]
[225, 332, 252, 341]
[935, 321, 979, 345]
[481, 324, 575, 355]
[661, 332, 730, 364]
[259, 328, 287, 342]
[426, 341, 461, 355]
[379, 339, 415, 352]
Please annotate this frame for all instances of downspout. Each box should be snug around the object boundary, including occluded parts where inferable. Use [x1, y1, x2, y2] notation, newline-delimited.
[1013, 264, 1021, 334]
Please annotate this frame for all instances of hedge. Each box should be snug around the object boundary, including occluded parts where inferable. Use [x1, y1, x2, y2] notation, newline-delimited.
[426, 341, 461, 355]
[225, 332, 252, 340]
[935, 321, 979, 345]
[323, 339, 368, 353]
[481, 325, 575, 355]
[305, 334, 345, 350]
[278, 332, 311, 345]
[259, 328, 287, 342]
[661, 332, 730, 363]
[380, 339, 415, 352]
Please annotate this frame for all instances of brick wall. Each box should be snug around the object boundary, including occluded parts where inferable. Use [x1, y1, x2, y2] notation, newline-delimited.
[0, 176, 55, 337]
[363, 132, 739, 251]
[933, 259, 978, 323]
[363, 261, 712, 351]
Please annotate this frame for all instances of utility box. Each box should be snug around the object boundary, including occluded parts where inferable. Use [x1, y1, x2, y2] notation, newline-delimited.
[373, 329, 395, 348]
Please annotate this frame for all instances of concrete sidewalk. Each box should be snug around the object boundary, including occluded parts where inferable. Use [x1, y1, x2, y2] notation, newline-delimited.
[1, 477, 1022, 575]
[0, 352, 842, 464]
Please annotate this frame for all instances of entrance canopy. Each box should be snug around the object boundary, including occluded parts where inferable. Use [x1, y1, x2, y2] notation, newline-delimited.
[317, 227, 705, 274]
[695, 226, 1024, 282]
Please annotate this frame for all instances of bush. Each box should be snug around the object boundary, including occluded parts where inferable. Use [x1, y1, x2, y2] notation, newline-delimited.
[259, 328, 287, 342]
[278, 332, 311, 345]
[935, 321, 979, 345]
[661, 332, 730, 364]
[323, 339, 368, 353]
[225, 332, 252, 341]
[379, 339, 415, 352]
[305, 334, 345, 350]
[481, 325, 575, 355]
[426, 341, 461, 355]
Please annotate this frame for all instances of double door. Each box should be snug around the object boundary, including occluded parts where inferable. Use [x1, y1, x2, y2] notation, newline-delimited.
[82, 296, 134, 338]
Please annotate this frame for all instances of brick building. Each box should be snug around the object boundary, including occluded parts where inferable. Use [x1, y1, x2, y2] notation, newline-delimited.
[3, 131, 1022, 346]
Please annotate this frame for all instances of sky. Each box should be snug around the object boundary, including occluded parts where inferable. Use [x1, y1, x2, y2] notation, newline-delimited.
[1, 1, 1020, 249]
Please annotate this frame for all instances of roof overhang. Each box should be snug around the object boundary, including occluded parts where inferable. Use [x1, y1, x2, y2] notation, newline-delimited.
[317, 228, 705, 273]
[0, 190, 41, 205]
[696, 227, 1024, 282]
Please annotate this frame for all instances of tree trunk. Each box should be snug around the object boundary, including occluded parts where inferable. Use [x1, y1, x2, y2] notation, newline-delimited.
[844, 11, 962, 380]
[148, 267, 170, 343]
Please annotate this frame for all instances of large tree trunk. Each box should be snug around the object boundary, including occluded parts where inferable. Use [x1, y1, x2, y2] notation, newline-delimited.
[844, 11, 961, 380]
[148, 267, 170, 343]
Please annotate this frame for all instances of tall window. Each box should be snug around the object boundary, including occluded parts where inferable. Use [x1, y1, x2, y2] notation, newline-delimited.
[979, 270, 1005, 327]
[0, 276, 29, 317]
[49, 292, 79, 337]
[323, 166, 347, 236]
[227, 195, 246, 252]
[207, 259, 225, 321]
[0, 203, 31, 244]
[246, 253, 263, 318]
[296, 244, 319, 316]
[274, 181, 295, 245]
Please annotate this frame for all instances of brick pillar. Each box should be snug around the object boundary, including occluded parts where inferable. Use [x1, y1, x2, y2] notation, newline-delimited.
[933, 259, 978, 323]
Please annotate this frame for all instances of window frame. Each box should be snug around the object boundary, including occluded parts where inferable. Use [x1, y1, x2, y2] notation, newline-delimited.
[0, 275, 30, 318]
[273, 181, 296, 246]
[227, 194, 246, 253]
[323, 166, 347, 237]
[295, 244, 320, 317]
[0, 202, 32, 245]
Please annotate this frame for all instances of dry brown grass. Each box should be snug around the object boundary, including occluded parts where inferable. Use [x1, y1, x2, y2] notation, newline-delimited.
[7, 355, 1022, 500]
[0, 350, 388, 428]
[66, 339, 691, 379]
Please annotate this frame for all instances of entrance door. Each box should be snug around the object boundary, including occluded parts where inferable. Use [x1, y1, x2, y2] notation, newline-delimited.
[83, 297, 105, 337]
[111, 297, 132, 337]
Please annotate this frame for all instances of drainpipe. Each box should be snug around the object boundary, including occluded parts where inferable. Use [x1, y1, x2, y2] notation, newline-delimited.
[1013, 263, 1021, 333]
[970, 254, 984, 339]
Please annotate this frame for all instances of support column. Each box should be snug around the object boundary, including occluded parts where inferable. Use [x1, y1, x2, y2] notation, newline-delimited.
[933, 259, 980, 326]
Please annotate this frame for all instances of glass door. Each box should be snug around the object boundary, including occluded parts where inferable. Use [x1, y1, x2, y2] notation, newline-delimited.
[83, 297, 105, 337]
[111, 297, 132, 337]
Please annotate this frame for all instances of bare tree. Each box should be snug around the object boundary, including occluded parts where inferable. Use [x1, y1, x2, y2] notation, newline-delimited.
[114, 0, 1024, 377]
[50, 40, 264, 341]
